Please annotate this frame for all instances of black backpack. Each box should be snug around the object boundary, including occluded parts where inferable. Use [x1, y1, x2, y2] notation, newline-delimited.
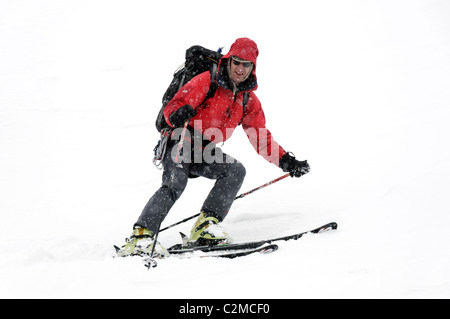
[155, 45, 249, 132]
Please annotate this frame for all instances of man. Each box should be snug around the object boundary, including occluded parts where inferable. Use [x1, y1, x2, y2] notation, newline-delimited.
[117, 38, 310, 258]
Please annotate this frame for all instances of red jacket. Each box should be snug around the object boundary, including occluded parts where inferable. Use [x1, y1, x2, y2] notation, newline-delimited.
[164, 38, 286, 166]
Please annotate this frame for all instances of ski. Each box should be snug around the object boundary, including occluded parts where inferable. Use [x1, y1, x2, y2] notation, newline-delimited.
[140, 244, 278, 269]
[167, 221, 338, 255]
[114, 243, 278, 260]
[114, 222, 337, 269]
[168, 244, 278, 259]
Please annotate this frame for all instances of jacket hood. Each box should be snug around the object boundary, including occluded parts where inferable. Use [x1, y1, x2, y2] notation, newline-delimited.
[218, 38, 259, 92]
[222, 37, 259, 74]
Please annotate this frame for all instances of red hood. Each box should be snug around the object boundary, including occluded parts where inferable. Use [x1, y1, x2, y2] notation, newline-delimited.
[223, 38, 259, 66]
[222, 37, 259, 77]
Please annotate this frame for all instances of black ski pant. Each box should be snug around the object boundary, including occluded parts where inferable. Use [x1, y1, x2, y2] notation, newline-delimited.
[135, 141, 246, 235]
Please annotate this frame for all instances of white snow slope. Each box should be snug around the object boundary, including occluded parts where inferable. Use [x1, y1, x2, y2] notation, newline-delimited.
[1, 0, 450, 299]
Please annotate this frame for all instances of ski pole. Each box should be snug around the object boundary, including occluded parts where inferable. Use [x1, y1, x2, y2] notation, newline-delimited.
[159, 172, 291, 232]
[234, 173, 290, 200]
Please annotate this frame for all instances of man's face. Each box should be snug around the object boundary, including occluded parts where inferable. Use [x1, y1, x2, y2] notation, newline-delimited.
[229, 56, 253, 85]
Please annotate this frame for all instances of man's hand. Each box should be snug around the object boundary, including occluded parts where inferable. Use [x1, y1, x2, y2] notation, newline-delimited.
[279, 153, 310, 178]
[169, 104, 197, 127]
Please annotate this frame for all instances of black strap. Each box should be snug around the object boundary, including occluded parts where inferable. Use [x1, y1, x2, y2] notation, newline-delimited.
[242, 92, 250, 110]
[200, 64, 219, 106]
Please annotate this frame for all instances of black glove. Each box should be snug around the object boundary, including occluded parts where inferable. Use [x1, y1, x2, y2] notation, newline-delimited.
[169, 104, 197, 127]
[279, 153, 310, 178]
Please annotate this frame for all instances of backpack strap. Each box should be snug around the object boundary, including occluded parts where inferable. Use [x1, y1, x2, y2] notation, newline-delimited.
[242, 92, 250, 110]
[236, 92, 251, 126]
[200, 64, 219, 106]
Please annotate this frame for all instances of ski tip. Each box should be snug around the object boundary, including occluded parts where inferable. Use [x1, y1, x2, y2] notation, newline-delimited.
[311, 222, 338, 234]
[260, 244, 279, 254]
[320, 222, 338, 232]
[113, 245, 121, 253]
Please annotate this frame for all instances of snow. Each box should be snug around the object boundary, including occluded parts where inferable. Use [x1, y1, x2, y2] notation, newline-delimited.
[1, 0, 450, 299]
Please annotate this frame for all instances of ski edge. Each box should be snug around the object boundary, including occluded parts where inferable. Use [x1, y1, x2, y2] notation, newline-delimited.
[165, 244, 279, 260]
[213, 244, 279, 259]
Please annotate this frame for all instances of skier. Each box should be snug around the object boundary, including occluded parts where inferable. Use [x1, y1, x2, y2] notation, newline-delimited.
[117, 38, 310, 258]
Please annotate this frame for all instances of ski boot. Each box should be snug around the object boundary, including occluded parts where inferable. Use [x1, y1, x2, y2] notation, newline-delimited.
[116, 227, 169, 258]
[189, 212, 233, 246]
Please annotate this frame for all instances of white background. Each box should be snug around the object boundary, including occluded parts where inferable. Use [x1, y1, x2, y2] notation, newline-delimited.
[1, 0, 450, 298]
